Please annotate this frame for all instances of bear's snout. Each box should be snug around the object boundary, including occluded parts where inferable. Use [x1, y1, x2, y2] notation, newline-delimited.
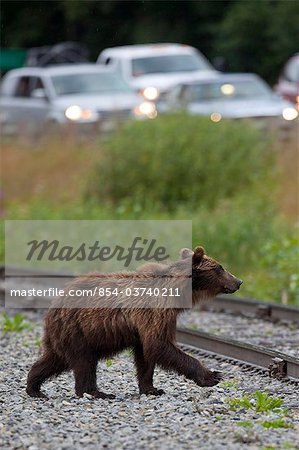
[237, 279, 243, 288]
[222, 275, 243, 294]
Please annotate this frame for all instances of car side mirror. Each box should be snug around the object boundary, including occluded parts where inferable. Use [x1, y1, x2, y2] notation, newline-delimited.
[31, 88, 48, 100]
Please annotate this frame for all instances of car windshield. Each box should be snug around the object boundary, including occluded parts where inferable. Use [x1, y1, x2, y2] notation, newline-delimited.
[187, 79, 272, 102]
[51, 72, 131, 96]
[131, 54, 210, 77]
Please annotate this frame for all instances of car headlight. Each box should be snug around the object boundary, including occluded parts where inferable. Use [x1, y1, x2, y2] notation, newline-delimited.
[140, 87, 160, 101]
[282, 107, 298, 121]
[210, 112, 222, 123]
[134, 101, 157, 119]
[65, 105, 98, 121]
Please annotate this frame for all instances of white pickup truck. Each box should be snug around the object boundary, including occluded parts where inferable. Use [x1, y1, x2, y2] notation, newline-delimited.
[0, 64, 156, 135]
[97, 43, 217, 101]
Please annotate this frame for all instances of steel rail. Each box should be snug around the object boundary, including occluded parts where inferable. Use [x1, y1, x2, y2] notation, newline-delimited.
[176, 328, 299, 381]
[199, 295, 299, 324]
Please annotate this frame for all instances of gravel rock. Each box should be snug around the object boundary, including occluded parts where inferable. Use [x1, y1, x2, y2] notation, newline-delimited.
[0, 307, 299, 450]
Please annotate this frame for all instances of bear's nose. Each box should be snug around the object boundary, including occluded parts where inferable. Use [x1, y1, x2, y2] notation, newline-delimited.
[237, 279, 243, 288]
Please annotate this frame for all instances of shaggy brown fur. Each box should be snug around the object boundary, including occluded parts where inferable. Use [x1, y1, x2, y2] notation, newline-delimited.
[26, 246, 242, 399]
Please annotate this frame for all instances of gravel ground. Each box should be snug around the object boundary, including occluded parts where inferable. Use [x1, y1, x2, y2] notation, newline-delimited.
[178, 310, 299, 358]
[1, 308, 299, 450]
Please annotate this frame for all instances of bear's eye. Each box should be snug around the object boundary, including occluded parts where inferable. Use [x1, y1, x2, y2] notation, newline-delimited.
[215, 265, 224, 274]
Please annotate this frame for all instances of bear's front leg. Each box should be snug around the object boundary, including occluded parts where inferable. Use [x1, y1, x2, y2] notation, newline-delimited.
[72, 353, 115, 399]
[134, 344, 165, 396]
[145, 340, 223, 387]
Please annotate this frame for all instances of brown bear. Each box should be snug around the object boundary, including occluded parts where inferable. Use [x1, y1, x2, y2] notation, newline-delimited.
[26, 246, 242, 399]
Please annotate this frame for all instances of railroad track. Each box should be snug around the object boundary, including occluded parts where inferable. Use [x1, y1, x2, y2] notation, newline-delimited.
[177, 328, 299, 382]
[198, 294, 299, 324]
[1, 265, 299, 381]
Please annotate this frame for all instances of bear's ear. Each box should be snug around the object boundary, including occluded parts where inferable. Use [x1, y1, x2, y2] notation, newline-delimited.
[193, 246, 205, 263]
[180, 248, 194, 259]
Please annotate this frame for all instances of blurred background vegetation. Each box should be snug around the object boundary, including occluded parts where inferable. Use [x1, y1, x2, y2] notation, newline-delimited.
[2, 116, 298, 304]
[2, 0, 299, 84]
[1, 1, 298, 305]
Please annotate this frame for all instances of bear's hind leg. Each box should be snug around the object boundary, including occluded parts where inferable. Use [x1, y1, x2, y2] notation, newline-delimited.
[26, 352, 67, 398]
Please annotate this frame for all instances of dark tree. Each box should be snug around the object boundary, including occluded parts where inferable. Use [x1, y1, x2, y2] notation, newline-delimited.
[1, 0, 298, 83]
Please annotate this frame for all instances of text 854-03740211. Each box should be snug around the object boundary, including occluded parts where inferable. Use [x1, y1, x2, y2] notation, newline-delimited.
[97, 287, 181, 297]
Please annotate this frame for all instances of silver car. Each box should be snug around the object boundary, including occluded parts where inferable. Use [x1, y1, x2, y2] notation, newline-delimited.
[0, 64, 157, 135]
[275, 53, 299, 106]
[163, 73, 298, 128]
[97, 43, 217, 101]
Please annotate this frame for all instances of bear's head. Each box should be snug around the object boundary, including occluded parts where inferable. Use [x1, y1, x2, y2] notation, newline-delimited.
[180, 246, 242, 297]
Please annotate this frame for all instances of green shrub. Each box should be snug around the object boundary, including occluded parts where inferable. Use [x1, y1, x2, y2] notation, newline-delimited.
[86, 114, 274, 211]
[191, 193, 281, 274]
[243, 228, 299, 304]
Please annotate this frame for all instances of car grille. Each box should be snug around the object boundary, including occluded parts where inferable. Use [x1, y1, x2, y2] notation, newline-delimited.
[97, 109, 132, 121]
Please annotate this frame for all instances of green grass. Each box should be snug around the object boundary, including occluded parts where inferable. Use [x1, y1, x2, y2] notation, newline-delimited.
[228, 391, 284, 413]
[282, 443, 297, 449]
[255, 391, 284, 413]
[238, 418, 294, 430]
[231, 391, 295, 432]
[1, 313, 31, 333]
[261, 419, 294, 429]
[34, 338, 42, 347]
[237, 420, 253, 428]
[219, 379, 239, 390]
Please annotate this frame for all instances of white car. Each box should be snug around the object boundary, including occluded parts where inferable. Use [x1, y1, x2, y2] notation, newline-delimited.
[163, 73, 298, 128]
[0, 64, 157, 135]
[275, 53, 299, 107]
[97, 43, 217, 101]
